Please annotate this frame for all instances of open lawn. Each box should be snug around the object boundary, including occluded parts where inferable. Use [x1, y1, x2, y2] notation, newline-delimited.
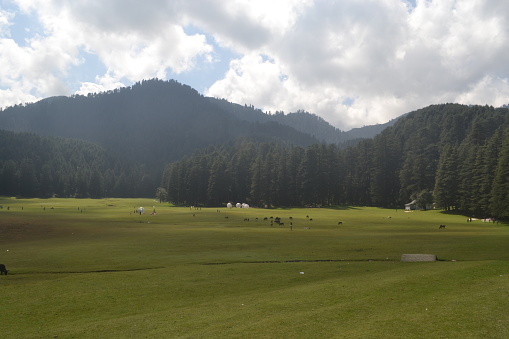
[1, 198, 508, 338]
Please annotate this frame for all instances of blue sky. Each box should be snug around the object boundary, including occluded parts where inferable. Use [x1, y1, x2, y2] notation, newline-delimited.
[1, 0, 508, 130]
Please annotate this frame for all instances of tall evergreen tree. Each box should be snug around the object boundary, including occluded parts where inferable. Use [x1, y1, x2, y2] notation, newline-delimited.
[434, 145, 459, 210]
[490, 131, 509, 218]
[0, 160, 18, 196]
[207, 156, 230, 205]
[370, 133, 401, 207]
[89, 168, 105, 198]
[298, 145, 321, 206]
[18, 158, 39, 197]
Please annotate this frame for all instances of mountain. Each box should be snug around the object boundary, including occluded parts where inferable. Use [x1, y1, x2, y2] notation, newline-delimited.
[0, 79, 320, 168]
[0, 79, 326, 198]
[207, 98, 399, 145]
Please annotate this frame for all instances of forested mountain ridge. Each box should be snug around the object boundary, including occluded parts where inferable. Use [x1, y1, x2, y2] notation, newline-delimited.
[0, 78, 325, 198]
[162, 104, 509, 218]
[208, 97, 398, 145]
[0, 79, 319, 168]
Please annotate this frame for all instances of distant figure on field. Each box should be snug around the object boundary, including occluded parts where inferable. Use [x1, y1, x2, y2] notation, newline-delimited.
[0, 264, 8, 275]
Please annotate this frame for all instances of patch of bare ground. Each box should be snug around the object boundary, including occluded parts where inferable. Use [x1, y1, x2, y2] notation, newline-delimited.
[0, 218, 62, 244]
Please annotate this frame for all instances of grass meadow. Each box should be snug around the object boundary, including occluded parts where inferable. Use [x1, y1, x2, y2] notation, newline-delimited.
[1, 197, 508, 338]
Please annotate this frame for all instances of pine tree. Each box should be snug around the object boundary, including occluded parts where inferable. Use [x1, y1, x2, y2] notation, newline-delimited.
[370, 134, 401, 207]
[207, 156, 230, 205]
[0, 160, 18, 196]
[18, 158, 39, 197]
[89, 168, 104, 198]
[298, 145, 320, 206]
[490, 131, 509, 218]
[434, 146, 459, 210]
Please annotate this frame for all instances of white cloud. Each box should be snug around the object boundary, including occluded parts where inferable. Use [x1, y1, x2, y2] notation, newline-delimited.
[75, 73, 126, 96]
[0, 88, 39, 108]
[206, 0, 418, 129]
[206, 54, 288, 107]
[1, 0, 214, 107]
[204, 0, 509, 129]
[180, 0, 312, 52]
[0, 8, 12, 37]
[456, 75, 509, 106]
[2, 0, 509, 129]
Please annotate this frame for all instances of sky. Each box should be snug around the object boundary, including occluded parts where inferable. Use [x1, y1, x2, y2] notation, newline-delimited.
[1, 0, 508, 131]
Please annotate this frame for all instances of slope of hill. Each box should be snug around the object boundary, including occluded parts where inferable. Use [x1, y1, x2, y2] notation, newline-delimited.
[0, 130, 151, 198]
[0, 79, 318, 167]
[208, 98, 398, 144]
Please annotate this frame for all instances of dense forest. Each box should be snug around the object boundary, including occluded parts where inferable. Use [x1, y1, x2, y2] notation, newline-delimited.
[161, 104, 509, 219]
[0, 130, 154, 198]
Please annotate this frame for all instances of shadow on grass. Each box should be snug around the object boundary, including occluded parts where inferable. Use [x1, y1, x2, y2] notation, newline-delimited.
[437, 209, 508, 226]
[259, 205, 362, 211]
[325, 205, 362, 210]
[16, 267, 164, 275]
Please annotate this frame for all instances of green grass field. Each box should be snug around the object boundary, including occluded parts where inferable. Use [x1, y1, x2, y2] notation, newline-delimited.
[1, 198, 508, 338]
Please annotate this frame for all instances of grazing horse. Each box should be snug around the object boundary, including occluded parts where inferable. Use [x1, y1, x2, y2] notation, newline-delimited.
[439, 224, 446, 229]
[0, 264, 8, 275]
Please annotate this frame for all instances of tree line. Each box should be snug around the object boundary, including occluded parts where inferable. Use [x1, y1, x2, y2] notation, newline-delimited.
[0, 130, 155, 198]
[161, 104, 509, 219]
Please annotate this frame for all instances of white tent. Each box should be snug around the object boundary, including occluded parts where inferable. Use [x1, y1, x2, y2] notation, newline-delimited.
[136, 207, 145, 214]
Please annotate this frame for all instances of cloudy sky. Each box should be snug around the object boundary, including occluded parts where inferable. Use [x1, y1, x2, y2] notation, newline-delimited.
[1, 0, 508, 130]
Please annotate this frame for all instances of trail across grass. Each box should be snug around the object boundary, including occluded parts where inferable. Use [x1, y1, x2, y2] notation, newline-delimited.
[1, 198, 508, 338]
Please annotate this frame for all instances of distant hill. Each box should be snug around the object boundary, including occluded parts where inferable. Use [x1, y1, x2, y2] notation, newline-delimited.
[208, 98, 399, 144]
[0, 79, 320, 167]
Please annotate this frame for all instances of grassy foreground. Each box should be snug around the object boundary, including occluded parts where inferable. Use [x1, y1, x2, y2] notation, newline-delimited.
[1, 197, 508, 338]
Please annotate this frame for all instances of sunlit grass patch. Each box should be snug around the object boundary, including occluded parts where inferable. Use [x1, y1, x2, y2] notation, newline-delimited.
[1, 198, 508, 338]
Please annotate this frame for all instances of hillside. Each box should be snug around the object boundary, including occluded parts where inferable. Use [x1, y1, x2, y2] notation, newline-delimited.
[0, 130, 151, 198]
[208, 98, 397, 144]
[0, 79, 319, 167]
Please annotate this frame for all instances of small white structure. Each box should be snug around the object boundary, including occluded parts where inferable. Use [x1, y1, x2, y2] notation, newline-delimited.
[236, 203, 242, 208]
[405, 200, 417, 210]
[242, 203, 249, 209]
[136, 207, 145, 214]
[405, 200, 434, 211]
[226, 203, 232, 209]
